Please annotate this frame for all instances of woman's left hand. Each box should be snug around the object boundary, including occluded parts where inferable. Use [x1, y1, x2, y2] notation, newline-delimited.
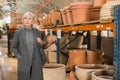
[36, 37, 43, 45]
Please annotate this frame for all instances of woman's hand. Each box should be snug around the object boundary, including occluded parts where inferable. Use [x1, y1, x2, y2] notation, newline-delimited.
[36, 37, 43, 45]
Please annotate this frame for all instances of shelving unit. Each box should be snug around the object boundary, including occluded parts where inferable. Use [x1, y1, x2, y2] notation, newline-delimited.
[40, 21, 115, 64]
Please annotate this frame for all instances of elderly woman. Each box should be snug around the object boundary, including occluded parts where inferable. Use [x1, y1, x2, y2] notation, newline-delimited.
[12, 12, 46, 80]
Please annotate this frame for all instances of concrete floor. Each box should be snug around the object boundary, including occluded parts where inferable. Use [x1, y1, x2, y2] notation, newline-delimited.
[0, 35, 69, 80]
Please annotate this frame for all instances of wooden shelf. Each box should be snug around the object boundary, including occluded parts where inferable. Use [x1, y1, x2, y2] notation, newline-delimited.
[8, 21, 115, 33]
[41, 21, 115, 32]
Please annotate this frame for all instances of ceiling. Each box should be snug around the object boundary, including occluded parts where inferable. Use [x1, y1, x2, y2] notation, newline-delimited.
[0, 0, 94, 17]
[14, 0, 94, 13]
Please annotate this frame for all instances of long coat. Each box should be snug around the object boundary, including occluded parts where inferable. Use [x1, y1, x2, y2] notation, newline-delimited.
[12, 27, 46, 80]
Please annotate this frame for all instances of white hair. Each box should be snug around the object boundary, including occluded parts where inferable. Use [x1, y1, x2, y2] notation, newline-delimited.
[23, 12, 35, 19]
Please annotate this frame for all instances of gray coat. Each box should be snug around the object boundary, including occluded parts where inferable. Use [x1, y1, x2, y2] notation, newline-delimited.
[12, 27, 46, 80]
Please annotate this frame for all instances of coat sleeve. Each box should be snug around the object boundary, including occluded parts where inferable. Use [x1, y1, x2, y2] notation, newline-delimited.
[11, 30, 21, 59]
[36, 29, 46, 65]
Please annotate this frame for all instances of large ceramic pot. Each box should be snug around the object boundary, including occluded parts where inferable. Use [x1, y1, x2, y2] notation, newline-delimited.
[70, 2, 93, 24]
[75, 64, 108, 80]
[43, 64, 66, 80]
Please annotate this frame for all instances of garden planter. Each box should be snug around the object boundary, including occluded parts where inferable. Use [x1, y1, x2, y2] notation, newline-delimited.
[75, 64, 108, 80]
[65, 6, 73, 25]
[87, 50, 103, 64]
[90, 7, 101, 21]
[50, 10, 62, 26]
[60, 9, 68, 25]
[69, 49, 87, 70]
[43, 64, 66, 80]
[70, 2, 93, 24]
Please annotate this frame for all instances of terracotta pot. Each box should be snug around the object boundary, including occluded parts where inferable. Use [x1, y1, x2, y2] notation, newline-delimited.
[43, 64, 66, 80]
[60, 9, 68, 25]
[87, 50, 103, 64]
[70, 2, 93, 24]
[94, 0, 106, 7]
[90, 7, 101, 21]
[69, 49, 87, 70]
[69, 71, 78, 80]
[65, 6, 73, 25]
[50, 10, 62, 26]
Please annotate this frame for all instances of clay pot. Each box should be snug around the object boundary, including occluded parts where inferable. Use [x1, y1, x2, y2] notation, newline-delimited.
[75, 64, 108, 80]
[43, 64, 66, 80]
[70, 2, 93, 24]
[50, 10, 62, 26]
[94, 0, 106, 7]
[90, 7, 101, 21]
[65, 6, 73, 25]
[69, 49, 87, 70]
[60, 9, 68, 25]
[69, 71, 78, 80]
[92, 70, 114, 80]
[87, 50, 103, 64]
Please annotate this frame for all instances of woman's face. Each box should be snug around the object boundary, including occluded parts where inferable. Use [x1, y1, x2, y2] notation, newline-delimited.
[23, 15, 34, 27]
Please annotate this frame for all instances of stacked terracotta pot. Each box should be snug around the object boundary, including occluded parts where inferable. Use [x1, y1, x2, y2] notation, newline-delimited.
[60, 9, 68, 25]
[40, 10, 62, 28]
[90, 6, 101, 21]
[49, 10, 62, 26]
[65, 6, 73, 25]
[70, 2, 93, 24]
